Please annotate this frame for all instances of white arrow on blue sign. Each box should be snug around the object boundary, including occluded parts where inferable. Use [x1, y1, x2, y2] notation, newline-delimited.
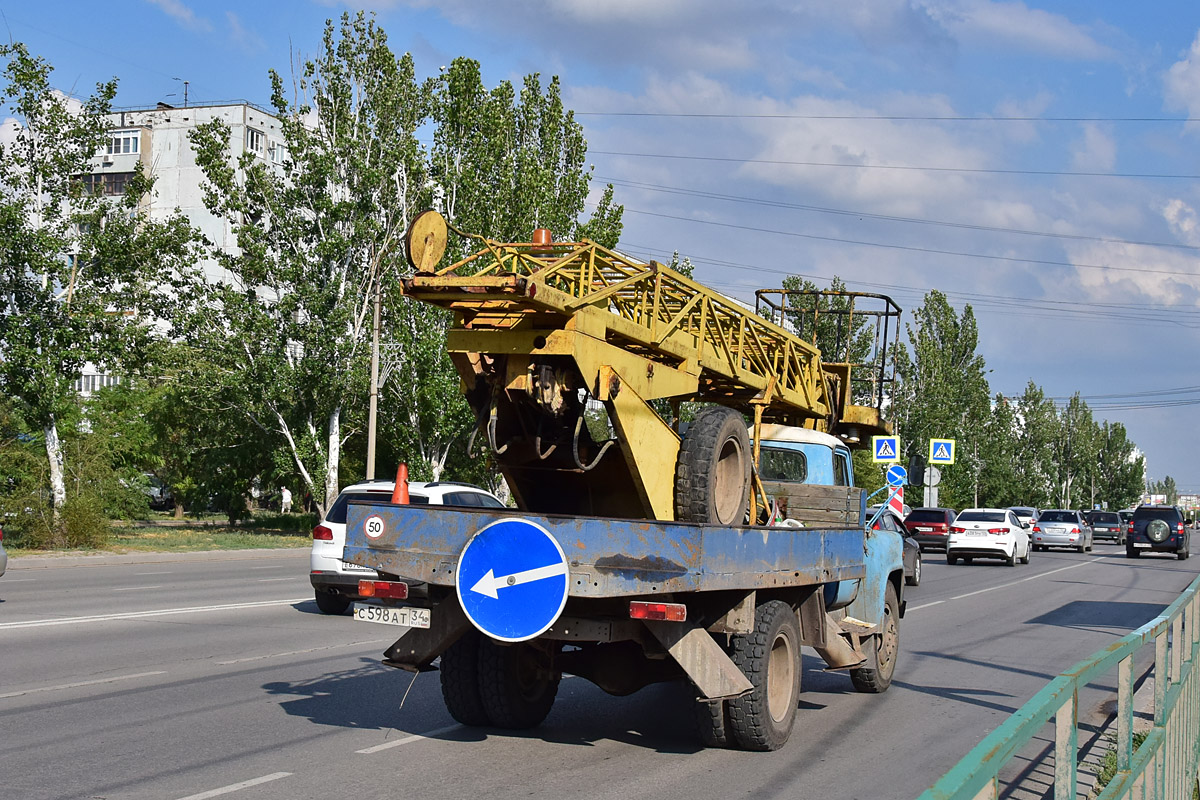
[886, 465, 907, 486]
[455, 517, 570, 643]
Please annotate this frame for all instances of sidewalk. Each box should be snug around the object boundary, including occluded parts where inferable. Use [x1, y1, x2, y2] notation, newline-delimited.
[8, 548, 307, 570]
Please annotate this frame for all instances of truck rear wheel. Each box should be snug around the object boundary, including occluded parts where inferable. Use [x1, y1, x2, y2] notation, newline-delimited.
[314, 590, 351, 615]
[727, 600, 801, 751]
[850, 582, 899, 693]
[477, 638, 560, 729]
[675, 407, 751, 526]
[439, 630, 490, 726]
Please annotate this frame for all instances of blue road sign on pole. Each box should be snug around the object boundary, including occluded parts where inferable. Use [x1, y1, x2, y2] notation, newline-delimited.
[455, 517, 570, 642]
[886, 465, 907, 487]
[872, 435, 900, 463]
[929, 438, 956, 465]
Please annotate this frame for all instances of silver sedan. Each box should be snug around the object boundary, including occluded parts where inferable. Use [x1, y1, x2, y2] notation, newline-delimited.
[1032, 510, 1093, 552]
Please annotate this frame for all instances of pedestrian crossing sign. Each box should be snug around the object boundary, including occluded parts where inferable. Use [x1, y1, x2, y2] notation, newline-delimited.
[929, 438, 956, 465]
[872, 436, 900, 463]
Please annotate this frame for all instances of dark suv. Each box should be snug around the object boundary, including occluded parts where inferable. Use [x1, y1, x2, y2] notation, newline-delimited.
[1127, 505, 1191, 560]
[903, 507, 957, 552]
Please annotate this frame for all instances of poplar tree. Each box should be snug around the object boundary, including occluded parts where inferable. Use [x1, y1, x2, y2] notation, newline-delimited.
[0, 43, 200, 526]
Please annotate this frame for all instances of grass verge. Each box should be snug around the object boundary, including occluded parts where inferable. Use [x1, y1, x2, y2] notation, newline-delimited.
[7, 516, 312, 557]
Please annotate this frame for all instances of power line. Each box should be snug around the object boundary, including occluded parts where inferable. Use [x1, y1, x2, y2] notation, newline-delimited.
[618, 206, 1200, 279]
[590, 149, 1200, 180]
[599, 175, 1200, 253]
[579, 111, 1198, 123]
[614, 238, 1200, 330]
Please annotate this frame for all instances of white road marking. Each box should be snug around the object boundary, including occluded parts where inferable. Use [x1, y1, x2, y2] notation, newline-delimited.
[256, 577, 297, 582]
[356, 724, 461, 754]
[0, 597, 310, 630]
[0, 670, 167, 699]
[908, 600, 945, 611]
[949, 561, 1089, 600]
[174, 772, 291, 800]
[907, 561, 1094, 612]
[218, 639, 390, 665]
[1, 578, 36, 583]
[114, 585, 164, 591]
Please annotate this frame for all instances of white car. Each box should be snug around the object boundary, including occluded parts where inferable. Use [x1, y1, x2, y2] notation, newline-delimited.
[310, 479, 505, 614]
[947, 508, 1031, 567]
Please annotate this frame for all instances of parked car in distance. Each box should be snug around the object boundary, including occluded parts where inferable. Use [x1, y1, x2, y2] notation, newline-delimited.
[870, 506, 921, 586]
[947, 508, 1031, 567]
[904, 507, 957, 552]
[310, 479, 506, 614]
[1032, 510, 1093, 552]
[1008, 506, 1040, 529]
[1085, 510, 1125, 544]
[1127, 505, 1191, 560]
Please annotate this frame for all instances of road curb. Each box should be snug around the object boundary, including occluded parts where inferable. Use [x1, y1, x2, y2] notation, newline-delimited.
[7, 548, 308, 570]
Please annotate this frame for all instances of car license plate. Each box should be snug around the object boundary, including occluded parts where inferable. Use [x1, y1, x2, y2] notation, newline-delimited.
[1134, 542, 1151, 549]
[340, 561, 373, 572]
[916, 527, 933, 532]
[353, 604, 431, 628]
[966, 530, 986, 536]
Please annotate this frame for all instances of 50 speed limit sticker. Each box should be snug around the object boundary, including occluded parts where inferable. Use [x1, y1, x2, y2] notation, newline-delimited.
[364, 515, 386, 539]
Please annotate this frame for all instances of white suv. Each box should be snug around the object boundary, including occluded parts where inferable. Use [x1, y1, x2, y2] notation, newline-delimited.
[310, 479, 505, 614]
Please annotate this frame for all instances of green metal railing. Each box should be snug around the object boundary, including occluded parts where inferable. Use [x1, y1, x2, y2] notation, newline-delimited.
[918, 573, 1200, 800]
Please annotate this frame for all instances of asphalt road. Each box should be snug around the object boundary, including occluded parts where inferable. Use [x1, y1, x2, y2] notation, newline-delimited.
[2, 541, 1196, 800]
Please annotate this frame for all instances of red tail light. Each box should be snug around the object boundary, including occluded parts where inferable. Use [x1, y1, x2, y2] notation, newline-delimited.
[1070, 527, 1080, 534]
[1178, 523, 1186, 535]
[630, 601, 687, 622]
[312, 524, 333, 541]
[950, 526, 966, 533]
[358, 580, 409, 599]
[987, 528, 1007, 535]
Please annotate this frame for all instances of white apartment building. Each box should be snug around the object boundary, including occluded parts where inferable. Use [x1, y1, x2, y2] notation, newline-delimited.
[74, 101, 285, 394]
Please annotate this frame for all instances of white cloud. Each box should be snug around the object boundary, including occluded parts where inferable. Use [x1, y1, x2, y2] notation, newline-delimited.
[1071, 123, 1116, 172]
[916, 0, 1116, 60]
[1164, 199, 1200, 247]
[226, 12, 266, 54]
[1164, 29, 1200, 124]
[143, 0, 212, 33]
[0, 116, 20, 147]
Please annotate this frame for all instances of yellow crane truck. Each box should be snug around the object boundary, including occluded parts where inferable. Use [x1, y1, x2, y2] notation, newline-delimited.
[342, 211, 906, 750]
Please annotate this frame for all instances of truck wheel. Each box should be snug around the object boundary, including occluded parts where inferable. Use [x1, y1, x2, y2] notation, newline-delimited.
[314, 590, 351, 615]
[693, 698, 734, 748]
[727, 600, 801, 751]
[850, 582, 899, 694]
[439, 630, 490, 726]
[675, 407, 751, 526]
[477, 638, 559, 729]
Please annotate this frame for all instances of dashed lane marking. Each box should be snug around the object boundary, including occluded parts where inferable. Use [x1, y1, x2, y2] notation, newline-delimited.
[0, 670, 167, 699]
[356, 724, 462, 754]
[174, 772, 291, 800]
[0, 597, 310, 630]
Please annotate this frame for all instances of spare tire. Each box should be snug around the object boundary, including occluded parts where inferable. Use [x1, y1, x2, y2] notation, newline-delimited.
[675, 407, 751, 525]
[1147, 519, 1171, 543]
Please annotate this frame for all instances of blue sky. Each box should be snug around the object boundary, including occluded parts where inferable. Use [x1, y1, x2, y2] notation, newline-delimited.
[5, 1, 1200, 494]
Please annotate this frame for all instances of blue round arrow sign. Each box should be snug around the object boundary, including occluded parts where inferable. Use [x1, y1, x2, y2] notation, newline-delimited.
[886, 464, 907, 486]
[455, 517, 570, 642]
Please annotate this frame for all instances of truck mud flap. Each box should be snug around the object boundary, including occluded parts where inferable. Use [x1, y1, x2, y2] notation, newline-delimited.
[643, 620, 754, 701]
[381, 595, 471, 672]
[813, 612, 868, 671]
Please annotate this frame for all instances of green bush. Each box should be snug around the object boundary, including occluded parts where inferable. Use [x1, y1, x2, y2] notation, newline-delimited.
[60, 495, 112, 549]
